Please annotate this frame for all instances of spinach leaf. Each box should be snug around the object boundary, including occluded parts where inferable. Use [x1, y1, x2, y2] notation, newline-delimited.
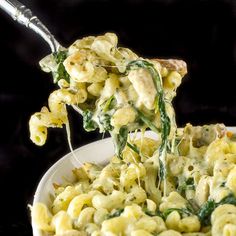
[106, 208, 124, 219]
[177, 177, 195, 195]
[98, 96, 116, 131]
[144, 208, 165, 220]
[159, 160, 165, 180]
[99, 113, 113, 131]
[127, 142, 140, 154]
[186, 177, 194, 185]
[218, 193, 236, 205]
[54, 50, 67, 64]
[52, 50, 70, 83]
[145, 208, 192, 221]
[198, 194, 236, 226]
[144, 209, 163, 218]
[126, 60, 171, 180]
[198, 199, 216, 226]
[144, 209, 157, 217]
[83, 110, 97, 132]
[162, 208, 192, 220]
[111, 126, 128, 158]
[220, 181, 226, 187]
[103, 95, 115, 112]
[134, 108, 160, 133]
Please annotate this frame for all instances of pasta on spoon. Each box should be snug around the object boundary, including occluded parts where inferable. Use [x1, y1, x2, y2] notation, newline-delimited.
[29, 32, 186, 181]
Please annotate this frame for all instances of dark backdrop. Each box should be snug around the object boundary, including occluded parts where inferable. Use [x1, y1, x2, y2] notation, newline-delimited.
[0, 0, 235, 235]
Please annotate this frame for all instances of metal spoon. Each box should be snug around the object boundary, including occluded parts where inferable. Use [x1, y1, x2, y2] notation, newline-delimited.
[0, 0, 61, 52]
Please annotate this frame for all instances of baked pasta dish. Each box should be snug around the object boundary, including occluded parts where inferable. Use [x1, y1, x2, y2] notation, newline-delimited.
[30, 33, 236, 236]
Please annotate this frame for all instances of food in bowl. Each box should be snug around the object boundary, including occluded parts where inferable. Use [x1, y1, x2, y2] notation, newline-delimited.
[32, 124, 236, 236]
[30, 33, 236, 236]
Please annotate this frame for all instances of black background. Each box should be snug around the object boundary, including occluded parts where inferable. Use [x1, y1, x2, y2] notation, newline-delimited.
[0, 0, 235, 235]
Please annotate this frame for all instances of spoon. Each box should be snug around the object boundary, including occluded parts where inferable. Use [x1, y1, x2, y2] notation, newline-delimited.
[0, 0, 61, 52]
[0, 0, 85, 166]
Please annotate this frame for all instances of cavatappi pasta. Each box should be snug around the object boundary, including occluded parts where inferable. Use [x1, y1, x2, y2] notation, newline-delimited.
[30, 33, 236, 236]
[29, 33, 187, 157]
[31, 124, 236, 236]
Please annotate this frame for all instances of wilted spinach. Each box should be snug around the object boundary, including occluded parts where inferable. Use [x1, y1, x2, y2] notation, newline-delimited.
[52, 50, 70, 83]
[111, 126, 128, 158]
[198, 193, 236, 226]
[103, 95, 116, 112]
[98, 113, 113, 131]
[126, 60, 171, 180]
[162, 208, 192, 220]
[134, 108, 160, 133]
[127, 142, 140, 154]
[198, 199, 216, 226]
[106, 208, 124, 219]
[177, 177, 195, 196]
[83, 110, 97, 132]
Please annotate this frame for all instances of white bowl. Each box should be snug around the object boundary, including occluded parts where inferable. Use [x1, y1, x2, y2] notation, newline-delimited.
[32, 131, 158, 236]
[32, 128, 236, 236]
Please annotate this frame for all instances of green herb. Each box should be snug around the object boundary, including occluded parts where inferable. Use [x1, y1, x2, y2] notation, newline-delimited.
[111, 126, 128, 158]
[144, 209, 159, 217]
[198, 193, 236, 226]
[103, 95, 115, 112]
[177, 177, 195, 195]
[126, 60, 171, 180]
[186, 177, 194, 185]
[144, 209, 156, 217]
[220, 181, 226, 187]
[144, 209, 164, 218]
[99, 113, 113, 131]
[52, 50, 70, 83]
[106, 208, 124, 219]
[83, 110, 97, 132]
[162, 208, 192, 220]
[198, 199, 216, 226]
[134, 108, 160, 133]
[98, 96, 116, 132]
[54, 50, 67, 64]
[218, 193, 236, 205]
[127, 142, 140, 154]
[159, 160, 165, 180]
[148, 205, 195, 221]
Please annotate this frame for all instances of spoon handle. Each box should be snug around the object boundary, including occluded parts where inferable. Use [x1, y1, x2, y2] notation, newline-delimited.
[0, 0, 61, 52]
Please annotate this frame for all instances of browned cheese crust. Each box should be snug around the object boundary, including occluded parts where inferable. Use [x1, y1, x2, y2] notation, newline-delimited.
[152, 58, 187, 77]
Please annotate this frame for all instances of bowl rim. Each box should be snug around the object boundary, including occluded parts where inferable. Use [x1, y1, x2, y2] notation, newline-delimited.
[33, 136, 111, 203]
